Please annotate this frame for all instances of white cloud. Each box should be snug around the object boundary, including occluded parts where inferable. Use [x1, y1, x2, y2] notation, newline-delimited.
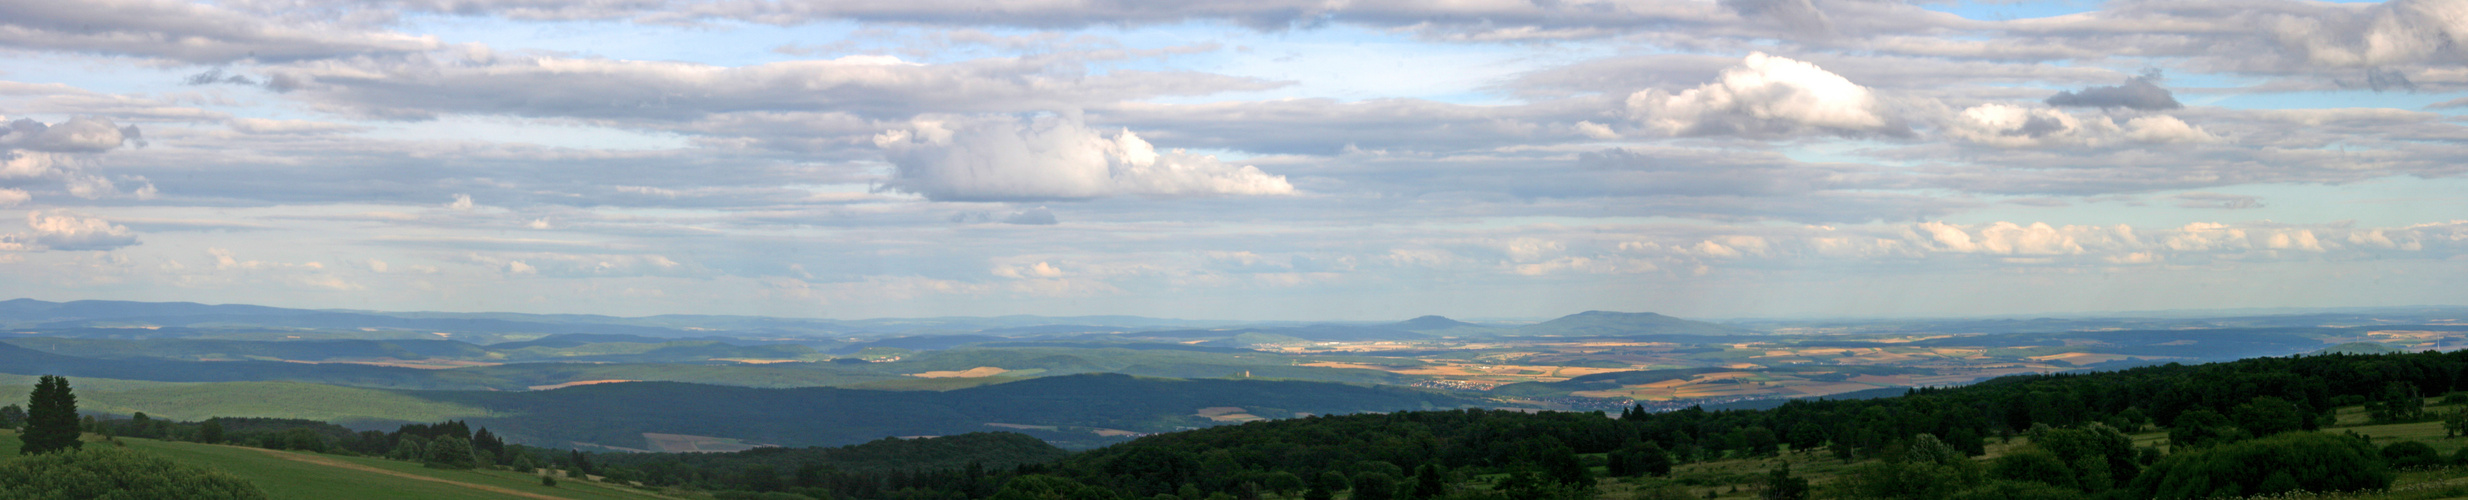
[2, 211, 141, 252]
[1, 116, 139, 153]
[0, 188, 26, 207]
[448, 194, 475, 211]
[2121, 115, 2218, 144]
[1909, 221, 2084, 255]
[265, 52, 1278, 122]
[1945, 103, 2215, 148]
[994, 261, 1067, 279]
[874, 115, 1295, 201]
[0, 0, 441, 63]
[229, 118, 369, 135]
[1626, 52, 1899, 137]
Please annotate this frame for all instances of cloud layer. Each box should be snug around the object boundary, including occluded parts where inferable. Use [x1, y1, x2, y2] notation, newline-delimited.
[0, 0, 2459, 319]
[874, 115, 1294, 201]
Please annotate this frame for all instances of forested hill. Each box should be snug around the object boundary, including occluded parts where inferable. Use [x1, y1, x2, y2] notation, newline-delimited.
[416, 373, 1479, 450]
[498, 348, 2468, 499]
[53, 348, 2468, 499]
[1009, 349, 2468, 500]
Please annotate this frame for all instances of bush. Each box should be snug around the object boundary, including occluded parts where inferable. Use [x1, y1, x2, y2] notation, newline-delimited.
[1987, 450, 2076, 490]
[2383, 441, 2444, 469]
[423, 436, 479, 469]
[2130, 432, 2391, 499]
[0, 446, 266, 499]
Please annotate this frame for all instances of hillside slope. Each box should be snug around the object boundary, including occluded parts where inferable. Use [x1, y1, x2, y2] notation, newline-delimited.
[1515, 311, 1754, 337]
[418, 373, 1478, 450]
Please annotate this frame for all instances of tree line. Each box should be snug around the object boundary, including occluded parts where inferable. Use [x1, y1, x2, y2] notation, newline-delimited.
[18, 347, 2468, 499]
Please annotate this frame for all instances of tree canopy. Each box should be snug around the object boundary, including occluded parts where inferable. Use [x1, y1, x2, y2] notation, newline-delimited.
[20, 375, 82, 455]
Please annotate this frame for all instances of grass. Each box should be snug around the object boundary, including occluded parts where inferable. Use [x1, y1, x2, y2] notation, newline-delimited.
[2, 431, 688, 499]
[0, 375, 493, 424]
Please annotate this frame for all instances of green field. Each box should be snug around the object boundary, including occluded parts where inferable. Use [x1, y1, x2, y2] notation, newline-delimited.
[1, 431, 688, 499]
[0, 375, 494, 424]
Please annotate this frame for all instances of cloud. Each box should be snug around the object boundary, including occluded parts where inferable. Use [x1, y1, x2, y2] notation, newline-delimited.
[2120, 115, 2218, 143]
[1719, 0, 1836, 36]
[1, 211, 141, 252]
[0, 189, 25, 207]
[1001, 207, 1059, 225]
[229, 118, 368, 135]
[1944, 104, 2216, 148]
[873, 115, 1295, 201]
[1998, 0, 2468, 84]
[2045, 76, 2184, 110]
[1, 116, 141, 153]
[266, 52, 1282, 122]
[0, 82, 228, 122]
[2174, 192, 2266, 209]
[1626, 52, 1903, 137]
[0, 116, 156, 200]
[1910, 221, 2086, 255]
[0, 0, 441, 63]
[1945, 104, 2093, 148]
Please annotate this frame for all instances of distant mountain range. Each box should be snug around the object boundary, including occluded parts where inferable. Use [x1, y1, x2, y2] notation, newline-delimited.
[0, 298, 1764, 341]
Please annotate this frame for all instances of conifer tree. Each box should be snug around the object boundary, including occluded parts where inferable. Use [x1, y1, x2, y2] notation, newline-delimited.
[21, 375, 83, 455]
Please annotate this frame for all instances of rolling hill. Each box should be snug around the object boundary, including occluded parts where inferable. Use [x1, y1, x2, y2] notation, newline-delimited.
[415, 373, 1479, 450]
[1513, 311, 1756, 337]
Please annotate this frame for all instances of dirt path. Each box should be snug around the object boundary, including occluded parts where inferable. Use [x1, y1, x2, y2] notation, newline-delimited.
[242, 447, 570, 500]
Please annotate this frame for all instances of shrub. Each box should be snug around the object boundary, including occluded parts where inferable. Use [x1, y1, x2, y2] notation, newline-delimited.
[0, 446, 265, 499]
[2383, 441, 2444, 469]
[2130, 432, 2391, 499]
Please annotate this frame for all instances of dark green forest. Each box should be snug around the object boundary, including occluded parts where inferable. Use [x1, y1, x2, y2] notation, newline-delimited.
[33, 348, 2468, 499]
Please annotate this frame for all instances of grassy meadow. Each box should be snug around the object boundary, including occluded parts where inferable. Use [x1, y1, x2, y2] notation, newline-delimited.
[0, 375, 493, 424]
[0, 430, 693, 499]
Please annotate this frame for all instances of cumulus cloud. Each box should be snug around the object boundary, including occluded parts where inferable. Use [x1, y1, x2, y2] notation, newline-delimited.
[1626, 52, 1903, 137]
[0, 211, 141, 252]
[2119, 115, 2218, 143]
[2045, 76, 2184, 110]
[1945, 104, 2092, 148]
[1910, 221, 2087, 255]
[0, 188, 26, 207]
[1944, 104, 2216, 147]
[0, 116, 156, 200]
[0, 117, 141, 153]
[873, 115, 1295, 201]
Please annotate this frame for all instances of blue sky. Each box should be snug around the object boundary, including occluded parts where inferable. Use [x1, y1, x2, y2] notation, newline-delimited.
[0, 0, 2464, 321]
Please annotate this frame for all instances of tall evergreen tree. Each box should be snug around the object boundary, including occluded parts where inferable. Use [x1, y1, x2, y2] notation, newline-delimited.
[21, 375, 83, 455]
[472, 428, 506, 464]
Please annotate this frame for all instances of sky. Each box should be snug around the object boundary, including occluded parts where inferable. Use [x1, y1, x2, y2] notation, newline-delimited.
[0, 0, 2465, 321]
